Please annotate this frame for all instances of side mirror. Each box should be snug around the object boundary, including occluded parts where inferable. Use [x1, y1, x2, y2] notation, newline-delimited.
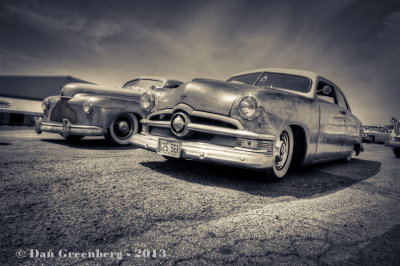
[318, 85, 332, 96]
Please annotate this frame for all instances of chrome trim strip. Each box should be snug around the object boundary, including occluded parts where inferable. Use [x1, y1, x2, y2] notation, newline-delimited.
[187, 123, 274, 140]
[131, 134, 275, 170]
[141, 119, 170, 128]
[148, 105, 244, 130]
[34, 117, 106, 136]
[191, 111, 243, 130]
[141, 118, 274, 141]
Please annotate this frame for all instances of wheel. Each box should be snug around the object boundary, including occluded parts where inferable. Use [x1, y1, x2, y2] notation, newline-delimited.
[267, 126, 294, 181]
[105, 113, 138, 145]
[60, 134, 84, 141]
[370, 136, 375, 143]
[394, 148, 400, 158]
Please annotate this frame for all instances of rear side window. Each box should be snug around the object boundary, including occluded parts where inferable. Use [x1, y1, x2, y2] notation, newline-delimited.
[227, 73, 262, 85]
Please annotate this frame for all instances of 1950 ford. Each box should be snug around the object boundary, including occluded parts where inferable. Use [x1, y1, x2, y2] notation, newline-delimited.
[35, 77, 182, 145]
[131, 68, 363, 180]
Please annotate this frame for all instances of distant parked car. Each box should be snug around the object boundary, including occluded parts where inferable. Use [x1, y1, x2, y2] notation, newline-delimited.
[35, 77, 183, 145]
[385, 118, 400, 158]
[362, 126, 390, 144]
[131, 68, 363, 180]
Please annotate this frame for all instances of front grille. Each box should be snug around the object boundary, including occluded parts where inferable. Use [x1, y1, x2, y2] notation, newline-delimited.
[50, 98, 77, 123]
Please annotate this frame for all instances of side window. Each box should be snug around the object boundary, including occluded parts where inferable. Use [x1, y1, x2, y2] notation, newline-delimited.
[316, 82, 335, 104]
[378, 127, 388, 133]
[335, 88, 349, 110]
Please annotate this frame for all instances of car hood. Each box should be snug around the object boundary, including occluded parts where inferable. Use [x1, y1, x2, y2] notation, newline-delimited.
[62, 83, 143, 98]
[158, 79, 263, 116]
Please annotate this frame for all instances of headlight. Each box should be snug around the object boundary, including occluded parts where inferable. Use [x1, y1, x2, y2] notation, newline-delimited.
[239, 94, 261, 120]
[83, 99, 93, 114]
[41, 98, 50, 111]
[140, 92, 155, 111]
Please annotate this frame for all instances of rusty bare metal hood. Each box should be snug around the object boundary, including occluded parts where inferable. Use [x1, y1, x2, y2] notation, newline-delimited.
[159, 79, 263, 116]
[61, 83, 143, 98]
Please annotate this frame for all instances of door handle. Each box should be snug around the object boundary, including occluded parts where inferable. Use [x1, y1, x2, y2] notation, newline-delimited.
[340, 110, 347, 115]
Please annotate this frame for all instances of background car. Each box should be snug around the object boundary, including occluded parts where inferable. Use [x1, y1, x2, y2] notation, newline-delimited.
[131, 68, 363, 180]
[385, 118, 400, 157]
[35, 77, 182, 145]
[362, 125, 390, 144]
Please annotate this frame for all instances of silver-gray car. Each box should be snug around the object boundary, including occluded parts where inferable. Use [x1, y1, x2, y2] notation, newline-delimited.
[131, 68, 363, 180]
[35, 77, 182, 145]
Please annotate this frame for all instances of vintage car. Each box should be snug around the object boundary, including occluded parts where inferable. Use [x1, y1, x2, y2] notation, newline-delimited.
[362, 125, 390, 143]
[131, 68, 363, 180]
[385, 118, 400, 157]
[34, 77, 183, 145]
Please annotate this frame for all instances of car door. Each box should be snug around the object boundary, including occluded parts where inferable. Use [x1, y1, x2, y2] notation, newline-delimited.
[315, 80, 347, 160]
[334, 87, 358, 154]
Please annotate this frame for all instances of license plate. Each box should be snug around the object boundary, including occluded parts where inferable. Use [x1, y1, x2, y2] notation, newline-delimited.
[157, 138, 182, 158]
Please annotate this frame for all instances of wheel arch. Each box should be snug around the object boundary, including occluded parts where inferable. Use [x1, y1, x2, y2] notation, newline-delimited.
[288, 124, 308, 167]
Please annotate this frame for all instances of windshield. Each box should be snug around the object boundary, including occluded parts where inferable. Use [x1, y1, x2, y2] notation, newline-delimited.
[226, 73, 262, 85]
[255, 72, 311, 93]
[227, 72, 311, 93]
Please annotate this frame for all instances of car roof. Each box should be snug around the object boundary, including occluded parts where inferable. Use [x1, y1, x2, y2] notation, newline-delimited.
[228, 68, 319, 80]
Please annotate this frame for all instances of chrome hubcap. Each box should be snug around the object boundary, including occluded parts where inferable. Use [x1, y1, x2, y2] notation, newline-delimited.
[275, 132, 289, 170]
[117, 121, 129, 134]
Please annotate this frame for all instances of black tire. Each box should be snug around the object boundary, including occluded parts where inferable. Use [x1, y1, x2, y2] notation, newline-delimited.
[394, 148, 400, 158]
[267, 126, 294, 181]
[370, 136, 375, 143]
[105, 113, 138, 145]
[60, 134, 84, 142]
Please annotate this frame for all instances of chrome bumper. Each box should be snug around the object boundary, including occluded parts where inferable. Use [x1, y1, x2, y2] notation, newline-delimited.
[131, 134, 275, 170]
[385, 141, 400, 148]
[34, 117, 107, 137]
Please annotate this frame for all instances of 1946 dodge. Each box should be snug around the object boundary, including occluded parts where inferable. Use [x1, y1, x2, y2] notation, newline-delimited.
[131, 68, 363, 180]
[35, 77, 182, 145]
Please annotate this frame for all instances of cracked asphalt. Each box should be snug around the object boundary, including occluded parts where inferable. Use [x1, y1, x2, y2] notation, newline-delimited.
[1, 127, 399, 265]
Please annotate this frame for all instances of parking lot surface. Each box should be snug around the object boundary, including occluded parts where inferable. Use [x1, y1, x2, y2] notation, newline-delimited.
[1, 127, 399, 265]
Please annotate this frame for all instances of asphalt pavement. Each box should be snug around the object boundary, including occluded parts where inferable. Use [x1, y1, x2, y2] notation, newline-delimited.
[0, 127, 399, 265]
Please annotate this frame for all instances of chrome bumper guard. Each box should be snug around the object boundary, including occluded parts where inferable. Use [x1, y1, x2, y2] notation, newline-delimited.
[385, 141, 400, 148]
[131, 134, 275, 170]
[34, 117, 107, 137]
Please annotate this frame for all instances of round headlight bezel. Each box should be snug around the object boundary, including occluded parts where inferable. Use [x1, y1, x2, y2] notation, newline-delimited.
[83, 99, 93, 114]
[140, 92, 155, 111]
[238, 94, 261, 120]
[41, 98, 50, 111]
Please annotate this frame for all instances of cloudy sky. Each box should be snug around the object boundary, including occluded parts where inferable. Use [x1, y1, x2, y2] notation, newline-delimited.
[0, 0, 399, 125]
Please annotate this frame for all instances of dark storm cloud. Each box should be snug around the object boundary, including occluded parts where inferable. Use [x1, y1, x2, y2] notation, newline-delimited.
[0, 0, 399, 124]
